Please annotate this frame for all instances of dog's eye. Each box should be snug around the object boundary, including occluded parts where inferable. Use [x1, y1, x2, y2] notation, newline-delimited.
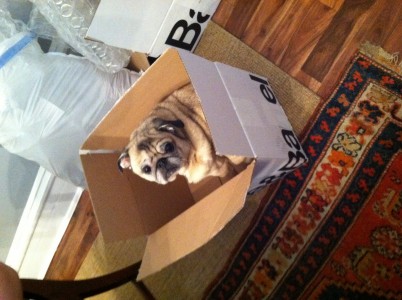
[142, 165, 151, 174]
[163, 142, 175, 153]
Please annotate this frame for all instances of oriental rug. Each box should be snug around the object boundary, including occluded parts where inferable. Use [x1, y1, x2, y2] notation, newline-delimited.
[206, 46, 402, 299]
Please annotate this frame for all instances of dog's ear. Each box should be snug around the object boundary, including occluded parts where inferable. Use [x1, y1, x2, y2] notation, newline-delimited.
[117, 150, 131, 173]
[154, 118, 186, 139]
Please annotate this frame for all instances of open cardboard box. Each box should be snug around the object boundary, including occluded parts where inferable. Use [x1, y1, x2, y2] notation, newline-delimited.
[86, 0, 221, 57]
[80, 48, 307, 279]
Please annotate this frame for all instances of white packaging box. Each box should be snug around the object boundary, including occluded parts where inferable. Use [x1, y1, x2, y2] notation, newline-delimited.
[86, 0, 221, 56]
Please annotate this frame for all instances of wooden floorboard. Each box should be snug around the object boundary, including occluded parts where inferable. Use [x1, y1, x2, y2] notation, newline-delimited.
[45, 191, 99, 280]
[214, 0, 402, 98]
[302, 0, 376, 81]
[224, 0, 261, 38]
[46, 0, 402, 279]
[274, 1, 333, 76]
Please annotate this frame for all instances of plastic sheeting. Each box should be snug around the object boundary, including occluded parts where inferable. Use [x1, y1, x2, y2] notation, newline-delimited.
[0, 31, 138, 187]
[30, 0, 132, 73]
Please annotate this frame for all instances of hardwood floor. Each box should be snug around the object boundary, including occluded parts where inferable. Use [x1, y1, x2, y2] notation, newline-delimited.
[45, 0, 402, 280]
[213, 0, 402, 99]
[45, 191, 99, 279]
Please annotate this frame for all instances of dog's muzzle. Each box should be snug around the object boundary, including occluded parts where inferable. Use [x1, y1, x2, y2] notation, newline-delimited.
[156, 157, 180, 183]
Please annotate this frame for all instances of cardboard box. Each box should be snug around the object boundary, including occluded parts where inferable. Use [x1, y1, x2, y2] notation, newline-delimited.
[80, 49, 307, 279]
[86, 0, 221, 57]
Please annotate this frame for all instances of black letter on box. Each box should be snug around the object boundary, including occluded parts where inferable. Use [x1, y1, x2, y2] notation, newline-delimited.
[195, 11, 210, 23]
[249, 74, 277, 104]
[282, 129, 301, 150]
[279, 151, 307, 172]
[247, 186, 263, 195]
[166, 20, 201, 50]
[166, 9, 210, 52]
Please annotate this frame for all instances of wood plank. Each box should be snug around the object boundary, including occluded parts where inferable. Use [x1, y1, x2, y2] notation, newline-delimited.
[277, 1, 337, 75]
[212, 0, 237, 27]
[220, 0, 261, 38]
[258, 0, 316, 64]
[316, 0, 402, 98]
[383, 14, 402, 54]
[44, 191, 99, 280]
[319, 0, 345, 9]
[240, 0, 291, 53]
[302, 0, 376, 82]
[362, 0, 402, 49]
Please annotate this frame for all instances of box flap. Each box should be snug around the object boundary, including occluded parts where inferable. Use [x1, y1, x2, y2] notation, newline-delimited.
[81, 49, 189, 152]
[81, 152, 195, 241]
[177, 49, 254, 158]
[81, 153, 145, 240]
[86, 0, 173, 52]
[215, 62, 294, 159]
[137, 161, 255, 280]
[126, 174, 195, 235]
[213, 63, 308, 193]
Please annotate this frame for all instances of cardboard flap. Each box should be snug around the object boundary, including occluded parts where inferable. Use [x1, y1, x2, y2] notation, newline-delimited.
[81, 153, 146, 241]
[81, 151, 195, 243]
[126, 174, 195, 235]
[177, 49, 254, 158]
[137, 162, 255, 280]
[215, 62, 294, 159]
[87, 0, 173, 52]
[81, 49, 189, 151]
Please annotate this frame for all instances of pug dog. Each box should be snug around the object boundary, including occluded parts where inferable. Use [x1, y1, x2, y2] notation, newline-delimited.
[118, 83, 246, 184]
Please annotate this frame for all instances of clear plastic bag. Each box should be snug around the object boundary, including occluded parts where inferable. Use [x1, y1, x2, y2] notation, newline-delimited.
[0, 31, 139, 187]
[27, 6, 73, 53]
[30, 0, 132, 73]
[0, 1, 28, 42]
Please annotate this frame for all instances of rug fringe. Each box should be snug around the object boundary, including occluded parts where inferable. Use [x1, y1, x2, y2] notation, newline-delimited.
[360, 41, 402, 76]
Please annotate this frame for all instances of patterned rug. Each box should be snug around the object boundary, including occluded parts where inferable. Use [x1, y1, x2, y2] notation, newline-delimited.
[206, 47, 402, 299]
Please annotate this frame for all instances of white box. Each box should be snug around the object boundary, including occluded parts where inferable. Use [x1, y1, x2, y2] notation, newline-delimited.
[86, 0, 221, 56]
[80, 49, 307, 279]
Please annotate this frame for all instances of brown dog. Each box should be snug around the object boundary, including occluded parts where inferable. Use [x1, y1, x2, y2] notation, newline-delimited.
[118, 83, 243, 184]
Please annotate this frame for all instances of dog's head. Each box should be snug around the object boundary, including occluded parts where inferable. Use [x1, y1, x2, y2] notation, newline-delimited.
[118, 118, 192, 184]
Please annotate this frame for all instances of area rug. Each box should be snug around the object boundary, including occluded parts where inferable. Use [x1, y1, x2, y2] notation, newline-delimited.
[206, 44, 402, 299]
[75, 22, 321, 300]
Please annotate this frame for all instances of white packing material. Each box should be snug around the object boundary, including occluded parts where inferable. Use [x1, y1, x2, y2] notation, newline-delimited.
[0, 32, 139, 187]
[30, 0, 132, 73]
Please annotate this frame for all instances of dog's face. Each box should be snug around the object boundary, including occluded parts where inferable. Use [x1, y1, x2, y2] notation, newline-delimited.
[118, 118, 192, 184]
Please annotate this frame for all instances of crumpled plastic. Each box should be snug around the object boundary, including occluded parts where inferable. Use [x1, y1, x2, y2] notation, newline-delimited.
[29, 0, 132, 73]
[0, 31, 139, 187]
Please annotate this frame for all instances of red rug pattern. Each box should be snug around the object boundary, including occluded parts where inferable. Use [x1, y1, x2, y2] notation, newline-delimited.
[206, 52, 402, 299]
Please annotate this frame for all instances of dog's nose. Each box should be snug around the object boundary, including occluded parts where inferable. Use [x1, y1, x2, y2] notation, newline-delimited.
[157, 158, 167, 169]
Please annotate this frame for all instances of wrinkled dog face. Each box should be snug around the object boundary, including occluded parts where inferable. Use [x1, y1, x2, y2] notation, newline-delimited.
[118, 118, 192, 184]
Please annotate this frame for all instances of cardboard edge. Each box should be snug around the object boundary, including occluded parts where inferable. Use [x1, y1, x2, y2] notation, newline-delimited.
[80, 48, 189, 152]
[80, 152, 147, 241]
[137, 161, 255, 280]
[129, 52, 151, 72]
